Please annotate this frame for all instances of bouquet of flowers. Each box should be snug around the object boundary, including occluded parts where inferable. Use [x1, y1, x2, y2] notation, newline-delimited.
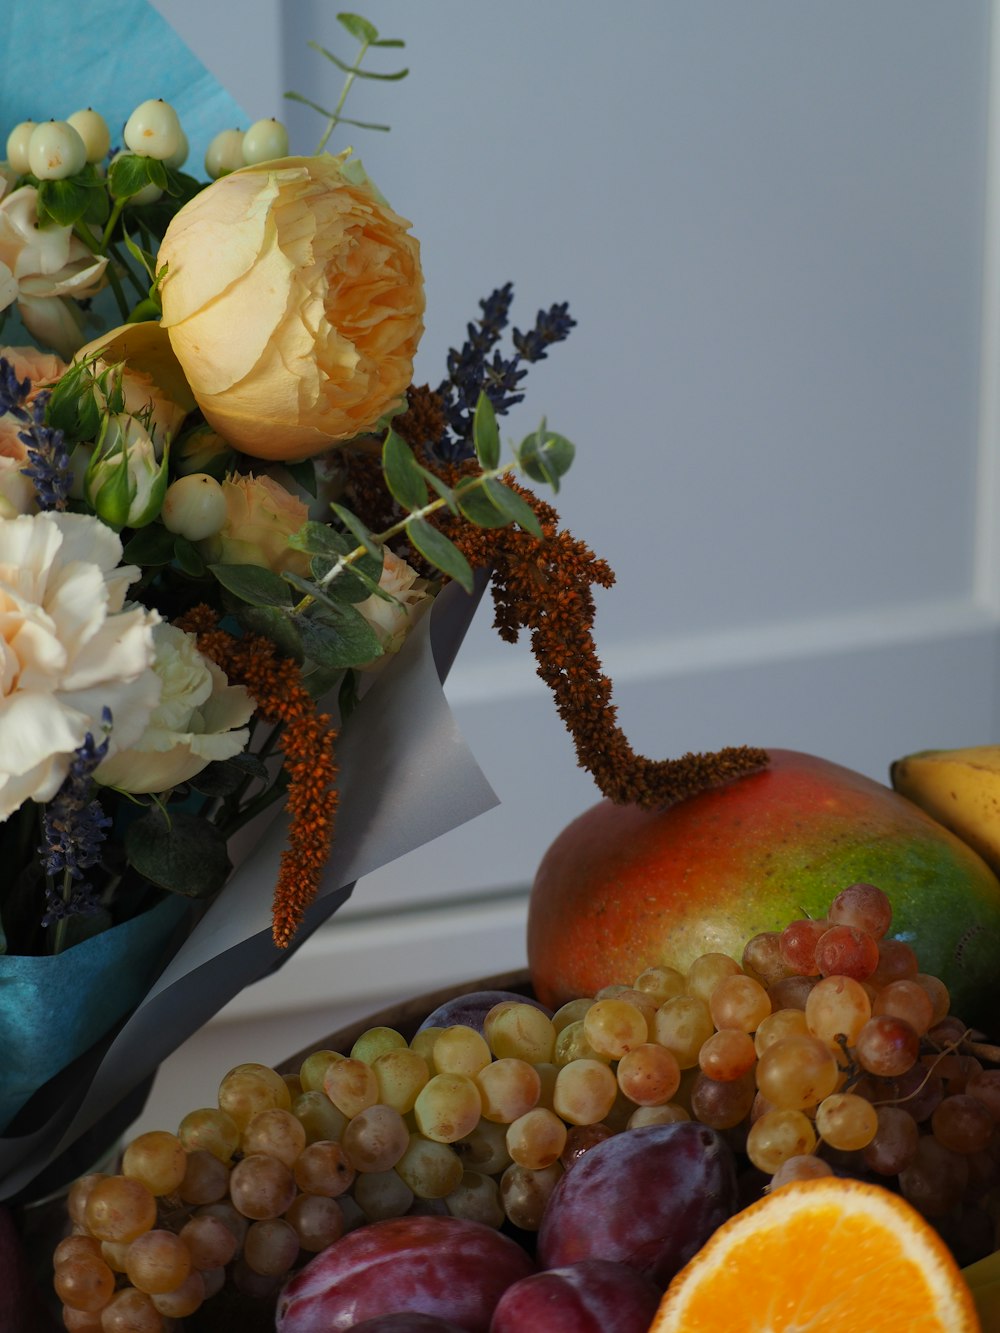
[0, 8, 766, 1224]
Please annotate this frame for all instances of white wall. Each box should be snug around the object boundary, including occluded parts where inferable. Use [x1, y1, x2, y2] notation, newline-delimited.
[135, 0, 1000, 1130]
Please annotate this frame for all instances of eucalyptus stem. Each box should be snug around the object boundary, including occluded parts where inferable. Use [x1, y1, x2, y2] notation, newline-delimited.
[101, 198, 126, 253]
[315, 37, 371, 152]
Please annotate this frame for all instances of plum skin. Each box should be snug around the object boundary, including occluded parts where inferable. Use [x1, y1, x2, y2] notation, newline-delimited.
[489, 1259, 661, 1333]
[536, 1121, 738, 1287]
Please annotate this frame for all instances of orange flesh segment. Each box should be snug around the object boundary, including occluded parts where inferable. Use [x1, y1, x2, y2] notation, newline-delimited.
[651, 1179, 980, 1332]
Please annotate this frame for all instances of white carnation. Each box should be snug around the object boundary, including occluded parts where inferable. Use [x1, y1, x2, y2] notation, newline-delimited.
[0, 511, 160, 820]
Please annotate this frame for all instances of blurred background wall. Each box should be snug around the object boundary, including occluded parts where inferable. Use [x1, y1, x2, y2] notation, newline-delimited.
[136, 0, 1000, 1128]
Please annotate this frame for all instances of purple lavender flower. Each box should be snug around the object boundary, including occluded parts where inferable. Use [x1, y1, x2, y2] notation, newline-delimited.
[0, 357, 73, 511]
[39, 710, 113, 924]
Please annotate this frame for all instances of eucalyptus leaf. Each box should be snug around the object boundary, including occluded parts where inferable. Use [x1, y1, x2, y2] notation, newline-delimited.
[289, 520, 350, 558]
[482, 476, 543, 538]
[456, 484, 509, 529]
[173, 536, 206, 577]
[235, 603, 304, 662]
[295, 606, 383, 669]
[383, 430, 428, 512]
[211, 563, 293, 608]
[335, 12, 379, 43]
[125, 808, 231, 898]
[123, 524, 175, 566]
[417, 465, 458, 513]
[330, 502, 383, 561]
[473, 392, 501, 470]
[407, 518, 474, 593]
[517, 423, 575, 493]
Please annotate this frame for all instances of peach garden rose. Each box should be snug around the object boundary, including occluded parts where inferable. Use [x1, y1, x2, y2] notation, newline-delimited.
[157, 152, 424, 462]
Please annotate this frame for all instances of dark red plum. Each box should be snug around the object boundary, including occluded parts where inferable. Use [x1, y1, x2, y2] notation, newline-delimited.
[275, 1214, 536, 1332]
[416, 990, 552, 1035]
[536, 1121, 737, 1287]
[489, 1259, 661, 1333]
[351, 1317, 470, 1332]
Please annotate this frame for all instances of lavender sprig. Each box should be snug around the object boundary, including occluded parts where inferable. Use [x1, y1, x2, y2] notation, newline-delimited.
[39, 710, 113, 926]
[0, 357, 73, 511]
[435, 285, 575, 461]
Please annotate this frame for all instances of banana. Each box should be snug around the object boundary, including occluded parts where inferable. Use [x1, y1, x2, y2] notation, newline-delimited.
[890, 746, 1000, 875]
[964, 1249, 1000, 1291]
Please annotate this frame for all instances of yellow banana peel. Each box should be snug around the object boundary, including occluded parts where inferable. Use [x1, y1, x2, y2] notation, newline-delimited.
[890, 745, 1000, 875]
[962, 1251, 1000, 1331]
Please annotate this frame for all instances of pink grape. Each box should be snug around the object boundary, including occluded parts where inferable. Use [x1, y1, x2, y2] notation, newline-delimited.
[826, 882, 892, 939]
[778, 919, 828, 975]
[813, 925, 879, 981]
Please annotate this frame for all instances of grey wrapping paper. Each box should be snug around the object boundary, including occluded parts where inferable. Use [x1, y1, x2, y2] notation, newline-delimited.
[0, 575, 498, 1201]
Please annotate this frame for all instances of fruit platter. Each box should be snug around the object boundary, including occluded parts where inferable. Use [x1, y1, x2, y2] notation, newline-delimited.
[39, 748, 1000, 1331]
[2, 6, 999, 1333]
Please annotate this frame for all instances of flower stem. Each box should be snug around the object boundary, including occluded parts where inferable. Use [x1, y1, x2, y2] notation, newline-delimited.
[316, 38, 371, 152]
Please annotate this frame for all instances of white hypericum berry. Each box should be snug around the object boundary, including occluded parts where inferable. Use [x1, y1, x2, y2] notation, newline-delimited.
[67, 108, 111, 163]
[241, 118, 289, 165]
[109, 151, 163, 205]
[204, 128, 246, 179]
[161, 473, 228, 542]
[164, 127, 190, 170]
[27, 120, 87, 180]
[6, 120, 36, 174]
[123, 98, 184, 161]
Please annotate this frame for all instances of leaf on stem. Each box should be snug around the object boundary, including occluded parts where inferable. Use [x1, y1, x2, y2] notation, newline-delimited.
[473, 392, 501, 470]
[125, 808, 231, 898]
[407, 518, 474, 592]
[210, 562, 293, 607]
[383, 429, 429, 511]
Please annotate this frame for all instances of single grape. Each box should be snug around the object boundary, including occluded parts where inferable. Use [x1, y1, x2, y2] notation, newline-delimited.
[476, 1058, 541, 1123]
[292, 1089, 348, 1144]
[218, 1064, 290, 1130]
[868, 937, 919, 988]
[698, 1028, 757, 1082]
[931, 1093, 995, 1154]
[178, 1213, 239, 1270]
[768, 1153, 834, 1189]
[583, 998, 649, 1058]
[746, 1108, 817, 1173]
[150, 1268, 205, 1319]
[551, 997, 594, 1032]
[627, 1104, 691, 1129]
[483, 1002, 557, 1063]
[685, 952, 743, 1002]
[229, 1153, 296, 1220]
[814, 924, 879, 981]
[53, 1251, 115, 1313]
[966, 1068, 1000, 1121]
[552, 1059, 618, 1126]
[99, 1287, 163, 1332]
[689, 1069, 757, 1130]
[394, 1134, 464, 1198]
[413, 1073, 482, 1143]
[506, 1107, 568, 1169]
[871, 979, 934, 1035]
[826, 882, 892, 938]
[854, 1014, 920, 1077]
[177, 1148, 230, 1205]
[755, 1035, 840, 1111]
[765, 975, 816, 1011]
[616, 1042, 682, 1105]
[67, 1174, 106, 1229]
[709, 974, 771, 1032]
[898, 1134, 969, 1216]
[350, 1026, 407, 1064]
[778, 919, 828, 975]
[861, 1104, 920, 1175]
[754, 1007, 809, 1058]
[444, 1169, 506, 1228]
[242, 1107, 307, 1166]
[372, 1048, 430, 1114]
[433, 1025, 492, 1077]
[633, 965, 687, 1003]
[84, 1176, 157, 1244]
[652, 995, 715, 1068]
[804, 974, 872, 1047]
[342, 1103, 410, 1171]
[913, 972, 951, 1025]
[177, 1107, 240, 1162]
[814, 1092, 878, 1151]
[243, 1218, 300, 1276]
[124, 1228, 192, 1295]
[454, 1118, 513, 1176]
[500, 1161, 563, 1230]
[294, 1139, 356, 1197]
[742, 932, 794, 986]
[285, 1192, 345, 1251]
[323, 1058, 379, 1119]
[299, 1049, 343, 1093]
[553, 1020, 605, 1066]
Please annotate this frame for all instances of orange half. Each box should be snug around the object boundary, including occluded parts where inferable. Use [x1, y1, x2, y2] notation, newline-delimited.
[650, 1177, 981, 1332]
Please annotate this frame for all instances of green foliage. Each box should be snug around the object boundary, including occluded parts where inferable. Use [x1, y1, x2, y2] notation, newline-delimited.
[407, 519, 474, 593]
[125, 808, 231, 898]
[515, 420, 575, 493]
[286, 13, 409, 151]
[210, 563, 292, 608]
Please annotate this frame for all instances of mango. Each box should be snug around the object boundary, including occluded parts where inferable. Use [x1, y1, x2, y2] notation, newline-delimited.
[526, 749, 1000, 1027]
